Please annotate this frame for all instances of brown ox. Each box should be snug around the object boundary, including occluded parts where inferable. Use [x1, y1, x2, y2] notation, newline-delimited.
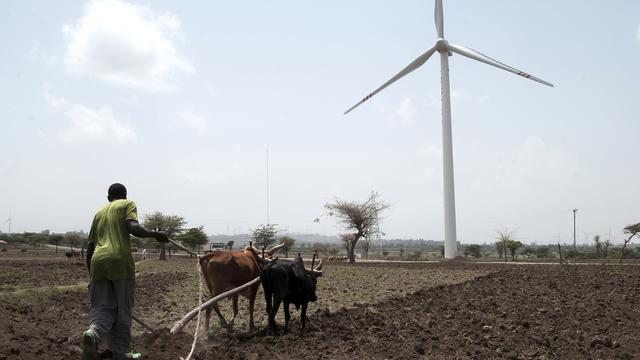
[199, 243, 284, 333]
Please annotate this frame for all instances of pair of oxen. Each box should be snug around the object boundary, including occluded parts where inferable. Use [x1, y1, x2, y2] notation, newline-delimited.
[199, 243, 323, 335]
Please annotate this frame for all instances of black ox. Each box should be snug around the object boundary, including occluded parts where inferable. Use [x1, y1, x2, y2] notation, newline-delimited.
[260, 254, 323, 335]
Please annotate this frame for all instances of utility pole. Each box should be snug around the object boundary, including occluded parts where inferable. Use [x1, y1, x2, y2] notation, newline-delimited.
[572, 208, 578, 255]
[5, 217, 11, 234]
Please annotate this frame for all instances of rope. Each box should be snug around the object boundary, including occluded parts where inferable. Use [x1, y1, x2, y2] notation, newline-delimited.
[181, 259, 204, 360]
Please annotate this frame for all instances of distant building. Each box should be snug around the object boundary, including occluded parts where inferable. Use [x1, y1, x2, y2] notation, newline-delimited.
[210, 242, 225, 251]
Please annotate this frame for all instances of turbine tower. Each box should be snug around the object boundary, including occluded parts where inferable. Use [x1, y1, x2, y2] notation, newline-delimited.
[345, 0, 553, 259]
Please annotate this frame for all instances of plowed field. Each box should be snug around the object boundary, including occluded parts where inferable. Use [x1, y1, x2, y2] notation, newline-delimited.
[0, 250, 638, 359]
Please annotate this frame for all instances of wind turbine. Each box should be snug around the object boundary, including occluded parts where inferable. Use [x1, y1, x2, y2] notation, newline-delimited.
[345, 0, 553, 259]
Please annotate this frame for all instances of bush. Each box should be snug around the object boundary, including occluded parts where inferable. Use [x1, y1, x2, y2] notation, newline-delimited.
[535, 246, 552, 258]
[407, 250, 423, 261]
[463, 244, 482, 258]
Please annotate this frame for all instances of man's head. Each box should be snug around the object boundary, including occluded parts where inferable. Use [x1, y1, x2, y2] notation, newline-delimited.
[107, 183, 127, 202]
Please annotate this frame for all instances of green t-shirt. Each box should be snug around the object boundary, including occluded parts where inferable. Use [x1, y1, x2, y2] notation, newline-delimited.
[88, 199, 138, 282]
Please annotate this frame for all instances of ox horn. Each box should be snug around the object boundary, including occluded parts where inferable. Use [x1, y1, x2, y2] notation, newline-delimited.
[315, 259, 323, 271]
[311, 253, 316, 270]
[267, 242, 286, 256]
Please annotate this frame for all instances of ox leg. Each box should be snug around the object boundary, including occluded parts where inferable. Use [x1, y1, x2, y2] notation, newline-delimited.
[203, 279, 214, 337]
[267, 296, 282, 336]
[283, 300, 291, 334]
[227, 294, 239, 331]
[248, 285, 259, 331]
[212, 302, 229, 330]
[205, 305, 212, 336]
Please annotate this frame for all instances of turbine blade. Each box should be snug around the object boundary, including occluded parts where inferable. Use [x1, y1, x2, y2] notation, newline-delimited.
[345, 46, 437, 115]
[435, 0, 444, 38]
[447, 42, 554, 87]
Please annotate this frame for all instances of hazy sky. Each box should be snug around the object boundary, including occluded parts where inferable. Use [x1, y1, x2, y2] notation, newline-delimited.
[1, 0, 639, 245]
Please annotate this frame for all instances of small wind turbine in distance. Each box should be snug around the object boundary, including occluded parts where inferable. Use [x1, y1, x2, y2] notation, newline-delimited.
[345, 0, 553, 259]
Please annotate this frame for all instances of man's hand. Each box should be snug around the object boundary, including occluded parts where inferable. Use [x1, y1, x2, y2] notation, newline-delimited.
[155, 231, 169, 243]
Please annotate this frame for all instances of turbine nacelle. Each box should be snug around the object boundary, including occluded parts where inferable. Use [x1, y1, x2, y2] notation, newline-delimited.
[435, 38, 451, 55]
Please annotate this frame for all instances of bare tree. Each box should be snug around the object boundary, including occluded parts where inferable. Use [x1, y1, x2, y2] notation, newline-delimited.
[620, 223, 640, 264]
[326, 192, 389, 263]
[496, 229, 516, 262]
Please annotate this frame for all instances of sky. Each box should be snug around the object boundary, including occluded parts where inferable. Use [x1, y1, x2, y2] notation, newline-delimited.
[1, 0, 639, 246]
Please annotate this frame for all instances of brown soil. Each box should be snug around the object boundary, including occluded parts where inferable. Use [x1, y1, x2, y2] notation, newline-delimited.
[0, 256, 638, 359]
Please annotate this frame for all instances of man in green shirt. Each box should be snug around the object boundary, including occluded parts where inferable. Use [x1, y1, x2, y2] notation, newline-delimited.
[82, 183, 168, 360]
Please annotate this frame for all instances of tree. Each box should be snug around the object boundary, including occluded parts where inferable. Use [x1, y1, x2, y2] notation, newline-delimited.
[142, 212, 186, 260]
[361, 238, 371, 258]
[593, 234, 602, 258]
[340, 233, 354, 254]
[65, 232, 84, 250]
[505, 240, 523, 260]
[557, 242, 565, 264]
[32, 234, 47, 249]
[464, 244, 482, 258]
[325, 191, 389, 263]
[311, 243, 323, 254]
[278, 236, 295, 258]
[177, 226, 209, 254]
[621, 223, 640, 264]
[521, 246, 536, 259]
[495, 241, 505, 259]
[496, 229, 516, 262]
[250, 224, 279, 249]
[226, 240, 234, 250]
[49, 234, 64, 253]
[603, 238, 611, 258]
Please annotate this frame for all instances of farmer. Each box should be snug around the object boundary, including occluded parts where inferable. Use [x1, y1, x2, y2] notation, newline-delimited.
[83, 183, 168, 360]
[141, 248, 147, 260]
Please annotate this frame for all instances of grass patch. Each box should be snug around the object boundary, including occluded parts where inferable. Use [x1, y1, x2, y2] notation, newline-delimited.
[0, 283, 88, 306]
[0, 284, 18, 291]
